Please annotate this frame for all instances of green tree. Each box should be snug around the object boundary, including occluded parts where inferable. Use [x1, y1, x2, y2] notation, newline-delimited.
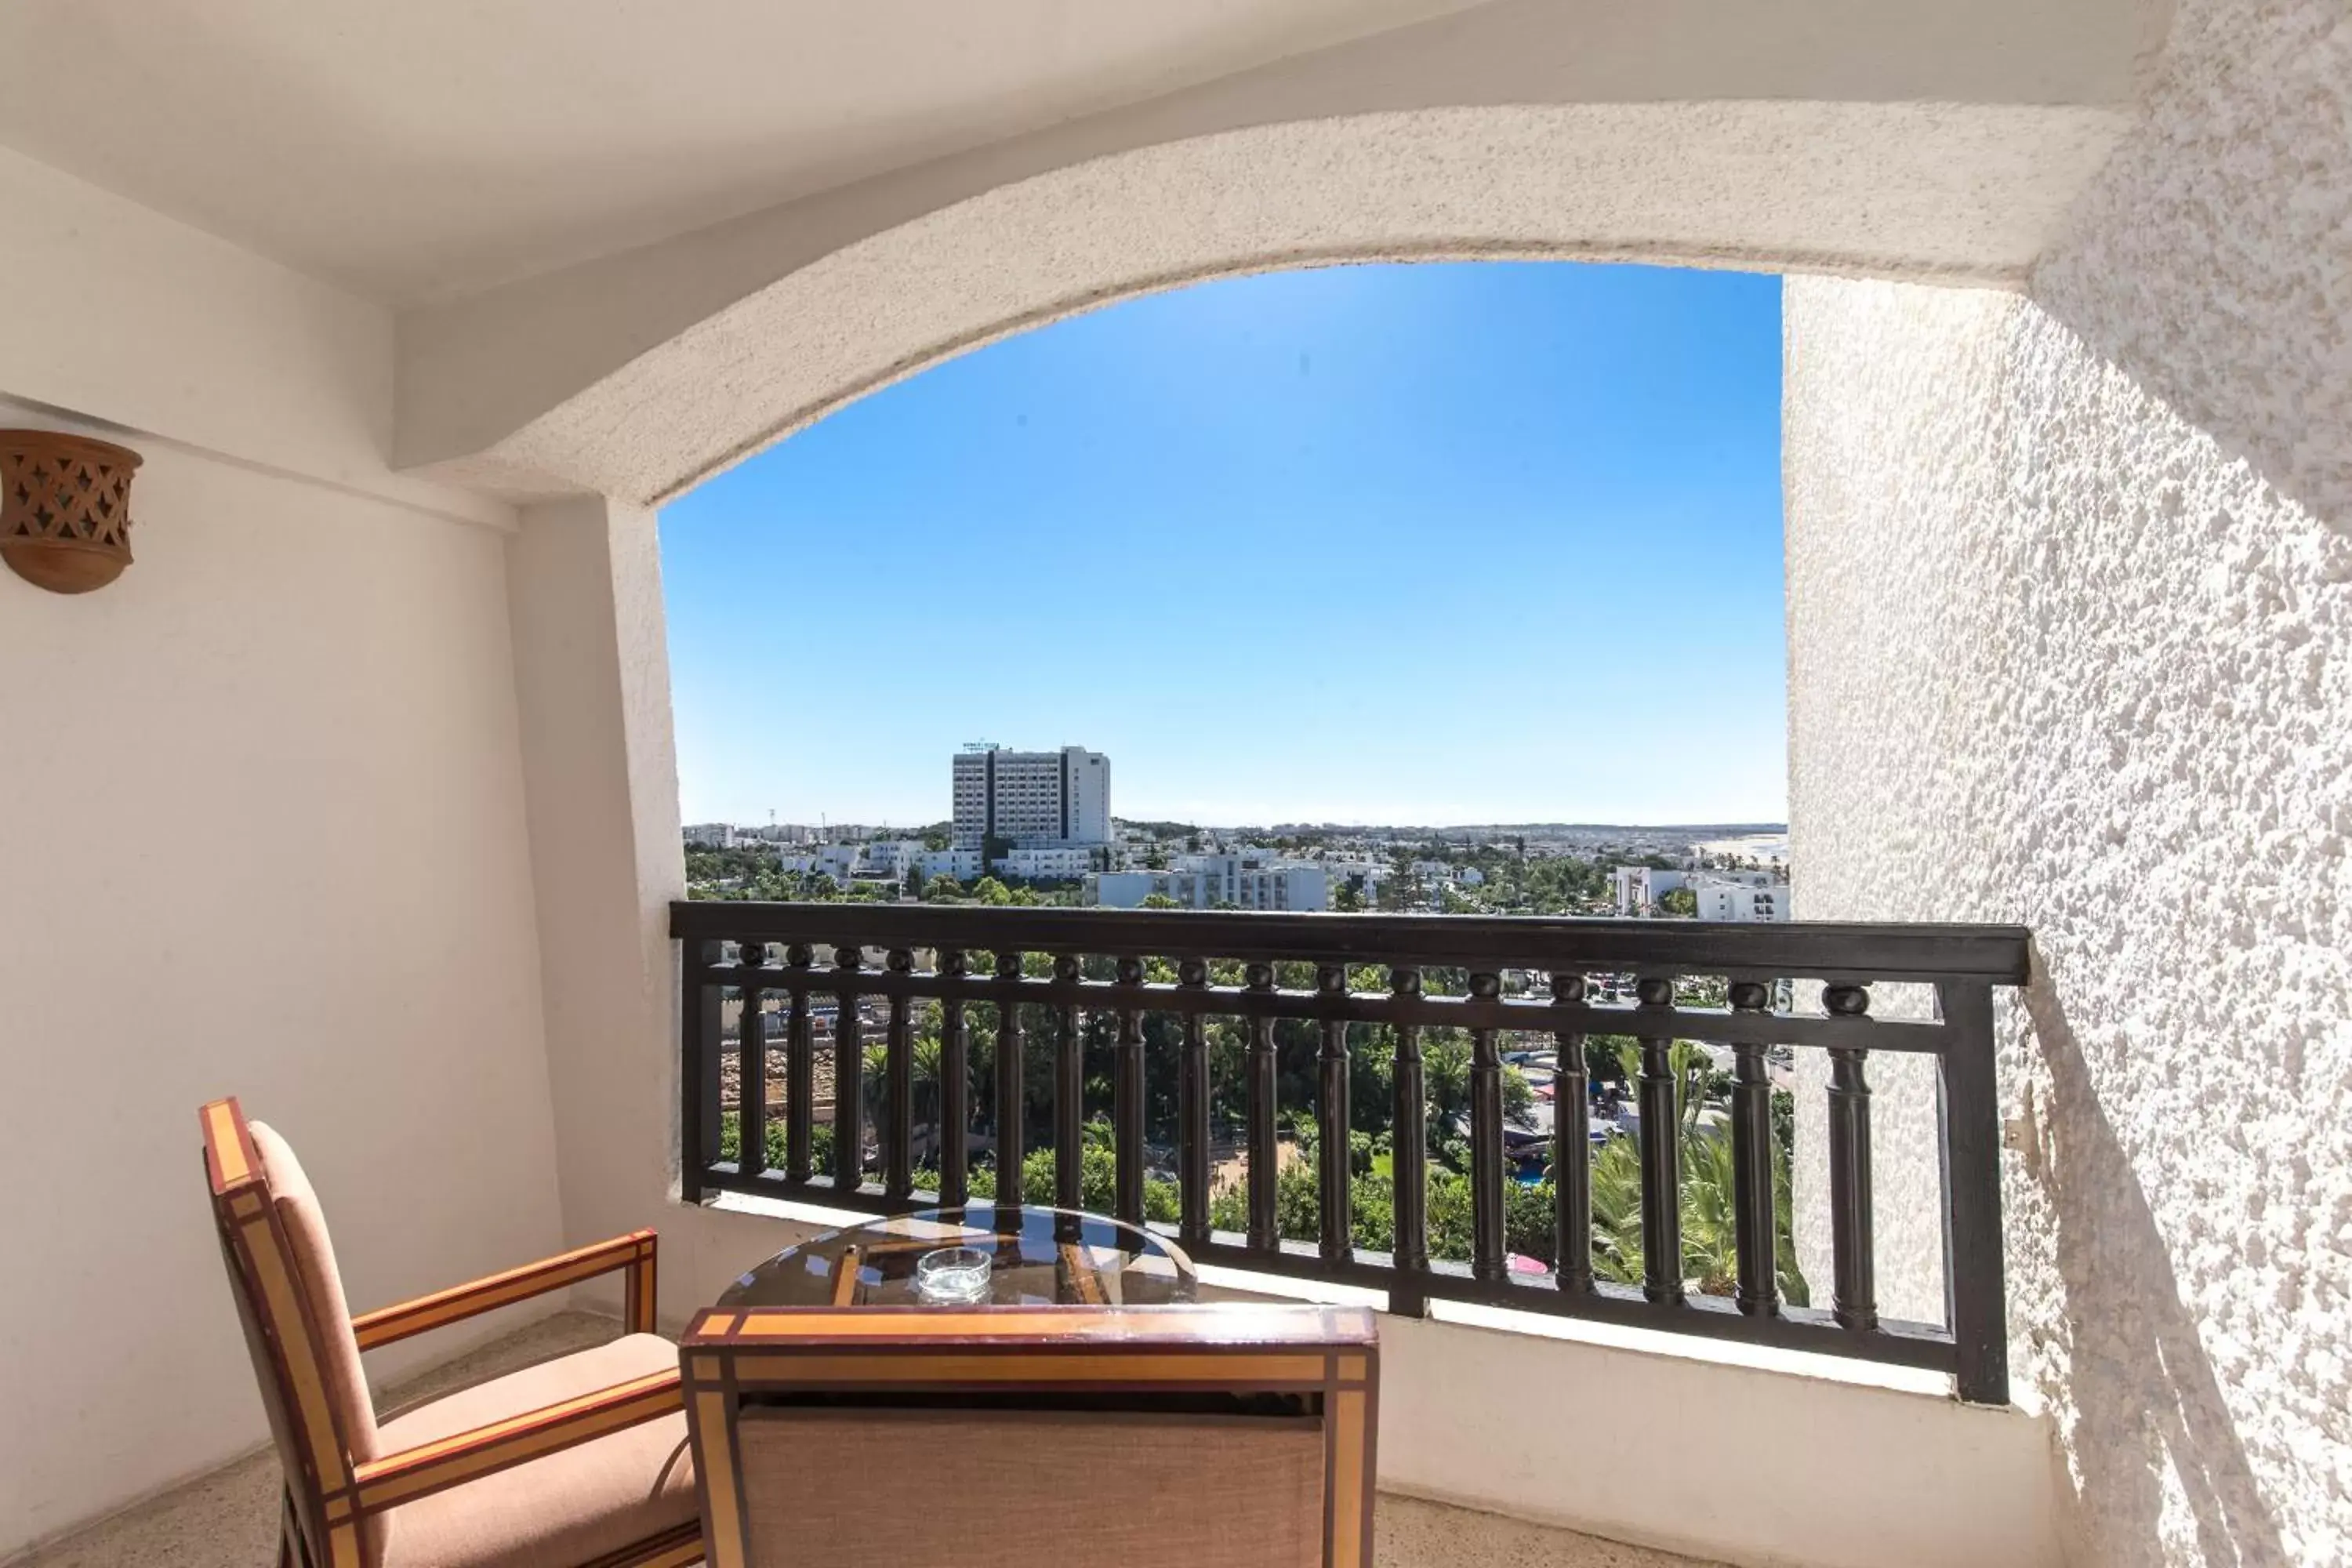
[1586, 1033, 1635, 1083]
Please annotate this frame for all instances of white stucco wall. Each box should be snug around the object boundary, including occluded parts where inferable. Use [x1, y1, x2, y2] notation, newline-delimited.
[503, 495, 703, 1296]
[2034, 0, 2350, 530]
[1784, 5, 2349, 1561]
[0, 162, 560, 1559]
[394, 0, 2162, 503]
[0, 409, 566, 1557]
[0, 145, 509, 532]
[1788, 274, 2350, 1566]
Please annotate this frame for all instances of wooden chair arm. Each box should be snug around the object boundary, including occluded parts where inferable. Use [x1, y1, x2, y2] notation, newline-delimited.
[350, 1368, 681, 1514]
[352, 1230, 659, 1349]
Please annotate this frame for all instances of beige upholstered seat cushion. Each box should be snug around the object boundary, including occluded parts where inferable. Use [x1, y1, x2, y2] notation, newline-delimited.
[369, 1334, 696, 1568]
[249, 1120, 379, 1462]
[735, 1409, 1324, 1568]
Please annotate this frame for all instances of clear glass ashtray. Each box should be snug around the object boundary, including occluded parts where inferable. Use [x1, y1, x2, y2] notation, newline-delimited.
[913, 1245, 993, 1304]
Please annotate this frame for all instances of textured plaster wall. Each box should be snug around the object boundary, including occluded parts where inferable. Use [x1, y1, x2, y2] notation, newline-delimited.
[1784, 281, 2350, 1563]
[417, 100, 2129, 504]
[2035, 0, 2350, 528]
[398, 0, 2157, 492]
[1785, 9, 2350, 1559]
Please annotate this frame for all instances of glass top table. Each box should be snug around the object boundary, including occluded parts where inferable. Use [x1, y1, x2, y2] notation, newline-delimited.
[719, 1204, 1198, 1309]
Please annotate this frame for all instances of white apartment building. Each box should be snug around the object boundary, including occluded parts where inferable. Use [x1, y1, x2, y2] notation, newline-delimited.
[682, 822, 738, 848]
[780, 841, 982, 884]
[993, 845, 1096, 880]
[859, 839, 924, 878]
[779, 844, 862, 884]
[1171, 851, 1243, 904]
[1613, 866, 1786, 919]
[1238, 865, 1327, 912]
[1092, 862, 1327, 911]
[950, 744, 1111, 849]
[1611, 866, 1685, 913]
[1322, 859, 1389, 899]
[916, 848, 981, 882]
[1090, 869, 1206, 909]
[1693, 877, 1789, 921]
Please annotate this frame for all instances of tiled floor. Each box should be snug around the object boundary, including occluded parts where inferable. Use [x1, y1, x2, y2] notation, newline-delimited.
[10, 1312, 1714, 1568]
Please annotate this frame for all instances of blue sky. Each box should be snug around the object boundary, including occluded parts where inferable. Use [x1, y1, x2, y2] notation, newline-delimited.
[659, 262, 1786, 829]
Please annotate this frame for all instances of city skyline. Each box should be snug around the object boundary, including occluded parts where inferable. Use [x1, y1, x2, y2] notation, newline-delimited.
[660, 261, 1787, 826]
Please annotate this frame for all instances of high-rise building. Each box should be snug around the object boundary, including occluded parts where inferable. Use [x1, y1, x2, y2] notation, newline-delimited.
[950, 744, 1110, 848]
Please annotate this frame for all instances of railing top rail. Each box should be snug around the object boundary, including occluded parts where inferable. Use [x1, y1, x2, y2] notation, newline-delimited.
[670, 902, 2030, 985]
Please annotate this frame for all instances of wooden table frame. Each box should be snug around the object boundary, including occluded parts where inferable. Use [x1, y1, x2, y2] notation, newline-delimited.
[681, 1303, 1378, 1568]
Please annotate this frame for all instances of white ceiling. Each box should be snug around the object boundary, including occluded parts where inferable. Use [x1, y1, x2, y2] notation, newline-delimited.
[0, 0, 1483, 303]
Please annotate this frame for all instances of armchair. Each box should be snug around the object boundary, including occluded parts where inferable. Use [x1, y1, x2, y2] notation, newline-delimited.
[199, 1098, 702, 1568]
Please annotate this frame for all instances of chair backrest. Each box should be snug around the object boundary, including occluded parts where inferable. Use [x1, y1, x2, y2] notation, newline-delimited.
[679, 1303, 1377, 1568]
[201, 1098, 377, 1568]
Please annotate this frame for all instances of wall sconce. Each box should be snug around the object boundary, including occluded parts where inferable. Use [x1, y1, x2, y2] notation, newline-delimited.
[1, 430, 143, 594]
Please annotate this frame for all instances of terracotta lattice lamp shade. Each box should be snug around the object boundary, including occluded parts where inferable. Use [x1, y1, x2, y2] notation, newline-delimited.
[1, 430, 143, 593]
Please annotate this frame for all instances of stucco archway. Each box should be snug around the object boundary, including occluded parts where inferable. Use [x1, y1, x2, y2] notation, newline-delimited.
[406, 101, 2125, 505]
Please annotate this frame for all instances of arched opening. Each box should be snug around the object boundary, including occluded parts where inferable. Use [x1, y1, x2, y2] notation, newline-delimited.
[660, 256, 1808, 1305]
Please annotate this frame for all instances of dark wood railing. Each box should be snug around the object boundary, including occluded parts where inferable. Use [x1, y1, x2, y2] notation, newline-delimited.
[673, 902, 2027, 1404]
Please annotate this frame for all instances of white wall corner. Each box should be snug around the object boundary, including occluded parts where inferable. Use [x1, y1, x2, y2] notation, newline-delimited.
[503, 496, 689, 1312]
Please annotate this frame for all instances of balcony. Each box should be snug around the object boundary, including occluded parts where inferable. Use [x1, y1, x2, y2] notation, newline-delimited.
[676, 904, 2027, 1405]
[5, 4, 2343, 1567]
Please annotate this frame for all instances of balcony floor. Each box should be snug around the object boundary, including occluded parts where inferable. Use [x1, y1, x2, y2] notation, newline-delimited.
[13, 1312, 1715, 1568]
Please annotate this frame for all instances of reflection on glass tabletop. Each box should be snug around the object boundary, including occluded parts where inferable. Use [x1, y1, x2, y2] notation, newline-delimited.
[719, 1203, 1199, 1308]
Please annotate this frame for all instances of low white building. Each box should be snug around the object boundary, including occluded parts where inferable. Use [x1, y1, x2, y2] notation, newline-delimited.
[1611, 866, 1686, 913]
[1092, 862, 1327, 911]
[1091, 869, 1205, 908]
[1693, 877, 1789, 922]
[1614, 866, 1787, 920]
[993, 845, 1094, 880]
[1236, 865, 1327, 911]
[779, 843, 862, 884]
[1170, 851, 1243, 903]
[779, 840, 981, 884]
[1322, 859, 1389, 900]
[859, 839, 925, 877]
[915, 847, 981, 882]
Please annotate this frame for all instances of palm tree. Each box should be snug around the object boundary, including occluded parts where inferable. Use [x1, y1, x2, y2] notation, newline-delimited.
[1587, 1136, 1646, 1286]
[1569, 1112, 1810, 1305]
[912, 1028, 946, 1160]
[1423, 1034, 1470, 1121]
[1679, 1131, 1743, 1297]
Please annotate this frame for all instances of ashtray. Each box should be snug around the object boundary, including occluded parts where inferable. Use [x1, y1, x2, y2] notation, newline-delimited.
[913, 1245, 992, 1304]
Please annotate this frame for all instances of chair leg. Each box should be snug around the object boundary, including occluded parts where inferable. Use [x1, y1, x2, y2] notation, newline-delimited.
[277, 1491, 306, 1568]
